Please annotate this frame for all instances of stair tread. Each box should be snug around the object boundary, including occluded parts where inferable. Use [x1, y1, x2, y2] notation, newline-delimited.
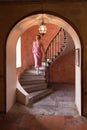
[20, 74, 45, 78]
[23, 83, 47, 89]
[20, 75, 45, 80]
[19, 80, 46, 86]
[19, 79, 46, 82]
[29, 89, 47, 98]
[28, 88, 53, 103]
[22, 69, 45, 76]
[25, 86, 47, 93]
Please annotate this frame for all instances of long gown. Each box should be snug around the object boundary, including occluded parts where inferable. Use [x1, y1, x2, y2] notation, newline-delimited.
[32, 41, 43, 68]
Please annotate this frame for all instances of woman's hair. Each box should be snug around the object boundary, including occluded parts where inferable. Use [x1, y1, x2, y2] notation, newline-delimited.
[36, 34, 41, 40]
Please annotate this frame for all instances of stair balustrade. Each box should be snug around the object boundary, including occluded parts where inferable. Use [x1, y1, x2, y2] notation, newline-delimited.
[19, 28, 67, 105]
[45, 28, 66, 87]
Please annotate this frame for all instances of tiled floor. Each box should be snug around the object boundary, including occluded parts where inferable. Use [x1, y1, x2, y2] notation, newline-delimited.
[0, 113, 87, 130]
[1, 83, 87, 130]
[9, 83, 78, 116]
[18, 64, 78, 116]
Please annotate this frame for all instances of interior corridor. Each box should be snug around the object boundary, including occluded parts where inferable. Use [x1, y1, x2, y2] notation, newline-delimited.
[1, 84, 87, 130]
[9, 83, 79, 116]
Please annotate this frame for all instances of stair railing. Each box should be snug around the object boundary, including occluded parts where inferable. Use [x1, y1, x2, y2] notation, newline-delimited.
[45, 28, 66, 87]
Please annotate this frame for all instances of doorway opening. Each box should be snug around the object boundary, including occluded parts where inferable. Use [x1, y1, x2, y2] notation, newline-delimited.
[6, 13, 81, 115]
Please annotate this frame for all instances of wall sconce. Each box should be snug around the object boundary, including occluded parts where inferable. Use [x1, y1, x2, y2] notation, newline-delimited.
[39, 18, 47, 35]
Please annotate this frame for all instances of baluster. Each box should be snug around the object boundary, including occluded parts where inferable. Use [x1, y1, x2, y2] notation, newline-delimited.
[61, 28, 64, 47]
[58, 35, 59, 52]
[45, 27, 63, 87]
[63, 29, 65, 46]
[45, 51, 47, 61]
[55, 37, 56, 56]
[49, 47, 50, 59]
[50, 43, 51, 60]
[56, 36, 58, 55]
[53, 38, 55, 57]
[59, 29, 62, 52]
[54, 37, 56, 56]
[51, 41, 53, 59]
[47, 50, 48, 59]
[52, 40, 54, 59]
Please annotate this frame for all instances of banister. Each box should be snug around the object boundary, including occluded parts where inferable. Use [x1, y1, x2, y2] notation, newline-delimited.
[45, 27, 62, 58]
[45, 27, 66, 87]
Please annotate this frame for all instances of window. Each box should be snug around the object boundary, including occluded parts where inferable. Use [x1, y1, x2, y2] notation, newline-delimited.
[16, 37, 21, 68]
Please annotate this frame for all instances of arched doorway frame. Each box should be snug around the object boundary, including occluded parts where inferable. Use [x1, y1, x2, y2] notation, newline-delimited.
[6, 13, 82, 115]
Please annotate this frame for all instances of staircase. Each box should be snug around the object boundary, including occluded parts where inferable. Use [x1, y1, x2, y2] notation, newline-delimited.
[18, 28, 74, 105]
[19, 62, 53, 105]
[45, 28, 75, 85]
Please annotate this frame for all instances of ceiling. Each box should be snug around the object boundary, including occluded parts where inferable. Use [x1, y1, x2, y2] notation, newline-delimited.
[0, 0, 86, 2]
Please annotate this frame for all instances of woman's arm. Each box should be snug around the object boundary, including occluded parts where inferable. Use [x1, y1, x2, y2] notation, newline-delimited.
[32, 42, 35, 53]
[41, 43, 45, 53]
[41, 43, 45, 60]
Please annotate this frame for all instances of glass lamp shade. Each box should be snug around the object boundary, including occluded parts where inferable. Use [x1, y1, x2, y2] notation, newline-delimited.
[39, 24, 47, 35]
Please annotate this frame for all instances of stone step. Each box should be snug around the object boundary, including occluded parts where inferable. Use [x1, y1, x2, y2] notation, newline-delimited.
[22, 69, 45, 76]
[30, 61, 46, 69]
[42, 61, 46, 67]
[19, 79, 46, 86]
[28, 88, 53, 104]
[30, 65, 46, 70]
[19, 77, 46, 82]
[20, 74, 45, 80]
[23, 83, 47, 93]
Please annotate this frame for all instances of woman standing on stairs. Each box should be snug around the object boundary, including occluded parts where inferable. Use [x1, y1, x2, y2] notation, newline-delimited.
[32, 34, 45, 75]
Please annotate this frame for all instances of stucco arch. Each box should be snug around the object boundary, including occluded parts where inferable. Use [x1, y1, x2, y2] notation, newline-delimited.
[6, 13, 81, 115]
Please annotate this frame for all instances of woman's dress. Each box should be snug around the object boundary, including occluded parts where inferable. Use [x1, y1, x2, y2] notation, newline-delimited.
[33, 41, 42, 68]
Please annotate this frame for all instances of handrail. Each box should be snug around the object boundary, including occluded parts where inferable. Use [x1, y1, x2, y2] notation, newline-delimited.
[45, 28, 66, 87]
[45, 27, 63, 61]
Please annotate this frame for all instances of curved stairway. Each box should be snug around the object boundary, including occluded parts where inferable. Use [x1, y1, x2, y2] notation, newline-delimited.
[19, 62, 53, 105]
[18, 28, 74, 105]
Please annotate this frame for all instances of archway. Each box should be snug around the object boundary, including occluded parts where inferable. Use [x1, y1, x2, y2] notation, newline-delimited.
[6, 13, 81, 115]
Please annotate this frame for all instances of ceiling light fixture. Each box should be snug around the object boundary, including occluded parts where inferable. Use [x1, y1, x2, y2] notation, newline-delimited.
[38, 2, 47, 36]
[39, 18, 47, 35]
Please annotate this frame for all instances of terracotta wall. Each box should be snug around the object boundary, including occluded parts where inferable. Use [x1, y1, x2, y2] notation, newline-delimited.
[0, 1, 87, 115]
[17, 23, 75, 84]
[49, 50, 75, 84]
[17, 24, 60, 77]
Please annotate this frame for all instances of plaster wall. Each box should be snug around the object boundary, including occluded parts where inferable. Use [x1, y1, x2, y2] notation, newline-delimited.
[17, 24, 60, 77]
[50, 51, 75, 84]
[17, 24, 75, 85]
[0, 1, 86, 115]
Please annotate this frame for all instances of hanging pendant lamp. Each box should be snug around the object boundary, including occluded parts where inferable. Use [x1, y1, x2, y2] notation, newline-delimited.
[39, 17, 47, 35]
